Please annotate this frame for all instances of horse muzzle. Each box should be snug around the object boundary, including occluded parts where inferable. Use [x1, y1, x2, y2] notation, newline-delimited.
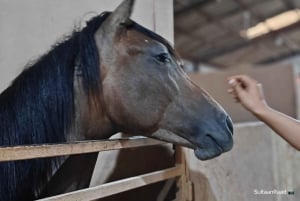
[193, 115, 234, 160]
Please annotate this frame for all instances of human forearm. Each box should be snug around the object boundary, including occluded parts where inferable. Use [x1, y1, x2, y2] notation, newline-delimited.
[254, 106, 300, 151]
[228, 75, 300, 151]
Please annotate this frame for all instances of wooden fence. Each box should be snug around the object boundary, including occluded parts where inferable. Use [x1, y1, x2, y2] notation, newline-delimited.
[0, 137, 191, 201]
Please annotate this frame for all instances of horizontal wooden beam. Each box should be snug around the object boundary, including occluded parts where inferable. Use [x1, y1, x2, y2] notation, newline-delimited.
[199, 21, 300, 62]
[175, 0, 215, 16]
[282, 0, 296, 9]
[0, 137, 165, 162]
[36, 166, 182, 201]
[175, 0, 292, 63]
[257, 50, 300, 64]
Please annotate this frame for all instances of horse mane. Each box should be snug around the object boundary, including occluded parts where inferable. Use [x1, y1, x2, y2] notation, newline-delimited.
[0, 12, 110, 201]
[0, 11, 176, 200]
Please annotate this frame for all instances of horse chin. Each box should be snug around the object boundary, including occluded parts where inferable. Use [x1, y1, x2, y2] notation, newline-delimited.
[193, 134, 229, 160]
[194, 146, 222, 160]
[151, 129, 232, 160]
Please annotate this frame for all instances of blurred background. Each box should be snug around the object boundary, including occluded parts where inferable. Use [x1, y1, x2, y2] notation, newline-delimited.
[174, 0, 300, 72]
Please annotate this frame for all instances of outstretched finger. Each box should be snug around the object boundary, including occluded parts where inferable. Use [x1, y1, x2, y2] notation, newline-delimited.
[228, 75, 257, 88]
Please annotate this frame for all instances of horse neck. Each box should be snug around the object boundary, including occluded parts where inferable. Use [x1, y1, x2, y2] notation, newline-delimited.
[0, 71, 116, 147]
[71, 75, 117, 141]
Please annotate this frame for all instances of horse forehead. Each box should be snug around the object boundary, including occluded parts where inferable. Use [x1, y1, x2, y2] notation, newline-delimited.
[122, 29, 166, 50]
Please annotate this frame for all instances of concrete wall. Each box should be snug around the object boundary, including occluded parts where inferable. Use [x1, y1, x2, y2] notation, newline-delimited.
[185, 123, 300, 201]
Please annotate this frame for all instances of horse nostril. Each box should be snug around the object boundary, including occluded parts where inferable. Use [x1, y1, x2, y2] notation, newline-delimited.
[226, 115, 234, 136]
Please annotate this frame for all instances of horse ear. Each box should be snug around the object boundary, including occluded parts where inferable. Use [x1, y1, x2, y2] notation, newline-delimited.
[108, 0, 135, 26]
[95, 0, 135, 45]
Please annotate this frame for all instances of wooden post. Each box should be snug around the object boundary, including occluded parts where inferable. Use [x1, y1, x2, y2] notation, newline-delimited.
[175, 146, 193, 201]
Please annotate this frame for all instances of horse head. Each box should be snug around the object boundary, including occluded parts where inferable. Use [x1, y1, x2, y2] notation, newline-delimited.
[90, 0, 233, 160]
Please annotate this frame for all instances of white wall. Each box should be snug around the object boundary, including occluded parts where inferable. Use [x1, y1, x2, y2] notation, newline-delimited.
[0, 0, 173, 92]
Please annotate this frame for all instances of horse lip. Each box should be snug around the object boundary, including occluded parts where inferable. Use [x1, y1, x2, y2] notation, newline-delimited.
[194, 146, 222, 160]
[171, 131, 230, 154]
[191, 134, 227, 161]
[205, 134, 224, 152]
[188, 134, 224, 153]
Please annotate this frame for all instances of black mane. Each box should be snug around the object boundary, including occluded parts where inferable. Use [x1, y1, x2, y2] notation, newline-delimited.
[0, 12, 110, 201]
[0, 11, 175, 201]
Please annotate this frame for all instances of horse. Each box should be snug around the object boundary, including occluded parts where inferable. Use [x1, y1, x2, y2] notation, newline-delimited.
[0, 0, 233, 200]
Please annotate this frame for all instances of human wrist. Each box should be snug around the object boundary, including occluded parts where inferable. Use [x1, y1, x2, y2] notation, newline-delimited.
[252, 103, 270, 119]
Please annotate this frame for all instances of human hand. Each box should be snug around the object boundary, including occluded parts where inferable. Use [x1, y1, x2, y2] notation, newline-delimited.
[227, 75, 269, 116]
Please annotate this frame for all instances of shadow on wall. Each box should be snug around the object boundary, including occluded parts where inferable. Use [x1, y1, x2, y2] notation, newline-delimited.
[189, 170, 217, 201]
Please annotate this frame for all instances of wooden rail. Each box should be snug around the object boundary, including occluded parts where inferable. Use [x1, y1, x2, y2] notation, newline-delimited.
[0, 137, 188, 201]
[0, 137, 164, 162]
[36, 166, 182, 201]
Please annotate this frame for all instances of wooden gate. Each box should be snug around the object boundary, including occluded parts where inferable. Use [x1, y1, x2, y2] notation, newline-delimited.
[0, 137, 192, 201]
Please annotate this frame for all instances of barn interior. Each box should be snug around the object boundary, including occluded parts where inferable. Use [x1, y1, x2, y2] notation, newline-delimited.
[173, 1, 300, 200]
[0, 0, 300, 201]
[174, 0, 300, 70]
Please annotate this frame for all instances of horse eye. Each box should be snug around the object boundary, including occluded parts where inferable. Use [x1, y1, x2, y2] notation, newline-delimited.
[155, 53, 171, 63]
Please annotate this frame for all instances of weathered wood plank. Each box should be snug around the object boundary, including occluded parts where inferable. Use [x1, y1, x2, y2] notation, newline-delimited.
[0, 137, 165, 162]
[36, 166, 182, 201]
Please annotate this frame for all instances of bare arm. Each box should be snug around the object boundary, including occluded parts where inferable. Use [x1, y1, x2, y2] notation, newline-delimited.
[227, 75, 300, 151]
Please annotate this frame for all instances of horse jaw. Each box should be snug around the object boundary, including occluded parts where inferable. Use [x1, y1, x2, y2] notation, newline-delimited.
[151, 129, 226, 161]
